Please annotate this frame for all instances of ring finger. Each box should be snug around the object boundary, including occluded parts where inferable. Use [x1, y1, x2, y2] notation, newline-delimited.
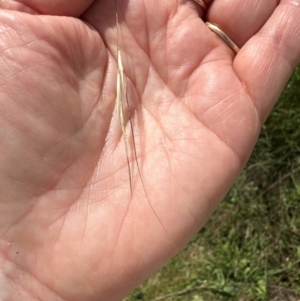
[202, 0, 279, 49]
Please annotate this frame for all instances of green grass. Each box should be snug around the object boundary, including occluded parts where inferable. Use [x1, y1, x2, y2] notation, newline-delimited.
[125, 65, 300, 301]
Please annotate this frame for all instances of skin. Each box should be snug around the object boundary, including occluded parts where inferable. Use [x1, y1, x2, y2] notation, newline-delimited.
[0, 0, 299, 300]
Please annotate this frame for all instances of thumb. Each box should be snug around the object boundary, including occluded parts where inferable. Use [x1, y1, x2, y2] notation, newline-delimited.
[1, 0, 94, 16]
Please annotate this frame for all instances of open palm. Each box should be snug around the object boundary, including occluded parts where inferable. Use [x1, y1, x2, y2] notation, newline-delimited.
[0, 0, 299, 300]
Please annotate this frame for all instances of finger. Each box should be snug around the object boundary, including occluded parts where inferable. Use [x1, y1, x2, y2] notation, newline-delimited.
[205, 0, 279, 48]
[188, 0, 208, 17]
[234, 0, 300, 122]
[3, 0, 94, 16]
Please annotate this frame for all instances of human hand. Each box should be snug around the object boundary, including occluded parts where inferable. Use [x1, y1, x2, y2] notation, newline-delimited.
[0, 0, 299, 300]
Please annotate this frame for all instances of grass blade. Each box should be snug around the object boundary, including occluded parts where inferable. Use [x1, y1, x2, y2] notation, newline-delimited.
[115, 0, 132, 194]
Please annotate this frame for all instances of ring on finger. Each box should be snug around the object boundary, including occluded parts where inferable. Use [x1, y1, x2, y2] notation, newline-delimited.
[193, 0, 208, 11]
[205, 22, 240, 54]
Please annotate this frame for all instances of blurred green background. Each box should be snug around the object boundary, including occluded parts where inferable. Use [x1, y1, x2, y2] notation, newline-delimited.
[125, 66, 300, 301]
